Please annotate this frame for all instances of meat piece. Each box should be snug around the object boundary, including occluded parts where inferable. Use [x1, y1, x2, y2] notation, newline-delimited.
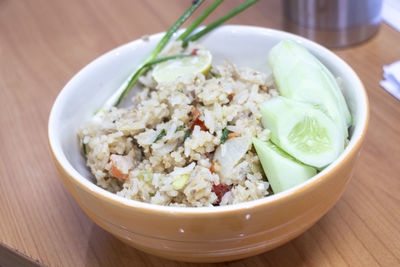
[212, 183, 230, 205]
[109, 154, 134, 180]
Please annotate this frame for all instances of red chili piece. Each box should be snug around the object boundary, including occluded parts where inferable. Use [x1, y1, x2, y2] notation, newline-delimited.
[191, 119, 208, 131]
[210, 162, 216, 174]
[190, 48, 199, 56]
[190, 108, 208, 131]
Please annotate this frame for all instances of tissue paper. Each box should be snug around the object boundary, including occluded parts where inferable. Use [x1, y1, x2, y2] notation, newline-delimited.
[380, 61, 400, 100]
[383, 0, 400, 32]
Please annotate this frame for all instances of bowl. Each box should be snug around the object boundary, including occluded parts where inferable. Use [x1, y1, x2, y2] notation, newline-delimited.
[48, 25, 369, 262]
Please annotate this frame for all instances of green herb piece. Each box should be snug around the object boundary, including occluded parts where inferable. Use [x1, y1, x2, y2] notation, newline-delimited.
[182, 0, 258, 47]
[82, 142, 87, 155]
[220, 127, 229, 143]
[175, 125, 185, 132]
[176, 0, 224, 41]
[209, 70, 221, 78]
[184, 129, 191, 141]
[96, 0, 259, 113]
[149, 193, 155, 197]
[154, 129, 167, 143]
[144, 0, 204, 64]
[98, 0, 204, 111]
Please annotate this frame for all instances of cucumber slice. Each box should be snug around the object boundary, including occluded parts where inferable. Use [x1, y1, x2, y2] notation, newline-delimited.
[260, 96, 344, 168]
[253, 138, 316, 193]
[269, 40, 351, 138]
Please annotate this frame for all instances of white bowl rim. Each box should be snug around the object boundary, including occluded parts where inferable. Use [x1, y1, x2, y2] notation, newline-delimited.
[48, 25, 369, 215]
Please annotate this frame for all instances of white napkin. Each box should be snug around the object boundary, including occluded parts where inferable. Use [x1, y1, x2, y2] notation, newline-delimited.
[382, 0, 400, 32]
[380, 61, 400, 100]
[380, 1, 400, 100]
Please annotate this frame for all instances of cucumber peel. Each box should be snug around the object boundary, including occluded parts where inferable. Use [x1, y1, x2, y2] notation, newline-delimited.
[253, 138, 316, 193]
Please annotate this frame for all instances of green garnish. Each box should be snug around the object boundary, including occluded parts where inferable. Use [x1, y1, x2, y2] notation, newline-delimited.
[184, 129, 191, 140]
[176, 0, 224, 41]
[149, 193, 155, 197]
[220, 127, 229, 143]
[82, 142, 87, 155]
[96, 0, 259, 112]
[176, 125, 185, 132]
[97, 0, 205, 111]
[114, 0, 204, 105]
[182, 0, 258, 47]
[154, 129, 167, 143]
[209, 70, 221, 78]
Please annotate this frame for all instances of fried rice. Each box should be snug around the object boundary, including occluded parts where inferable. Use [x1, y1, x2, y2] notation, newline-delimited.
[78, 42, 278, 207]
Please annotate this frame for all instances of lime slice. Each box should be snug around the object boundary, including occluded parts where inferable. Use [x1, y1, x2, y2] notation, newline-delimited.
[252, 138, 316, 193]
[152, 50, 212, 83]
[260, 96, 344, 168]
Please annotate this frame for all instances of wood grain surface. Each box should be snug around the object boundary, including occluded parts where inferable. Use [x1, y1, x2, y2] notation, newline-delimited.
[0, 0, 399, 266]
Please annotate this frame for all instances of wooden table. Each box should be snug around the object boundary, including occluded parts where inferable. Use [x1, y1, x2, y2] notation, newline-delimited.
[1, 0, 399, 266]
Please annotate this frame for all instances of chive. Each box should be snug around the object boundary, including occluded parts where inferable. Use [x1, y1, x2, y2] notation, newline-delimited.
[176, 125, 185, 132]
[97, 0, 258, 113]
[182, 0, 258, 47]
[184, 129, 191, 140]
[154, 129, 167, 143]
[209, 70, 221, 78]
[101, 0, 204, 110]
[220, 127, 229, 143]
[82, 142, 87, 155]
[144, 0, 204, 64]
[176, 0, 224, 41]
[115, 55, 192, 106]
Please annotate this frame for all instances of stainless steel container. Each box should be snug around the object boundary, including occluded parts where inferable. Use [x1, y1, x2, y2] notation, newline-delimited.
[283, 0, 383, 48]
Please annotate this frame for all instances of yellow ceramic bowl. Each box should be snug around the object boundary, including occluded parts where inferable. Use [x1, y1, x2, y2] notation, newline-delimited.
[48, 25, 369, 262]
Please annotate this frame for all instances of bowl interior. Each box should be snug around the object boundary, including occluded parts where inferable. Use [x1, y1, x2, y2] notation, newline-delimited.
[49, 25, 368, 210]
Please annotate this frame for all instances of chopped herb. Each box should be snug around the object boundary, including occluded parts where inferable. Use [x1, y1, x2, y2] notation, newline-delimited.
[82, 142, 87, 155]
[149, 193, 155, 197]
[154, 129, 166, 143]
[176, 125, 185, 132]
[209, 70, 221, 78]
[177, 88, 184, 93]
[184, 129, 191, 141]
[220, 127, 229, 143]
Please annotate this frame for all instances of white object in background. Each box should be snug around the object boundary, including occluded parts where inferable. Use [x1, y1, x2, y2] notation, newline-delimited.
[380, 61, 400, 100]
[382, 0, 400, 32]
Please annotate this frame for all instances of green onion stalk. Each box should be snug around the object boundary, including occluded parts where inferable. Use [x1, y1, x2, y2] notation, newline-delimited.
[182, 0, 259, 47]
[96, 0, 205, 114]
[96, 0, 258, 115]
